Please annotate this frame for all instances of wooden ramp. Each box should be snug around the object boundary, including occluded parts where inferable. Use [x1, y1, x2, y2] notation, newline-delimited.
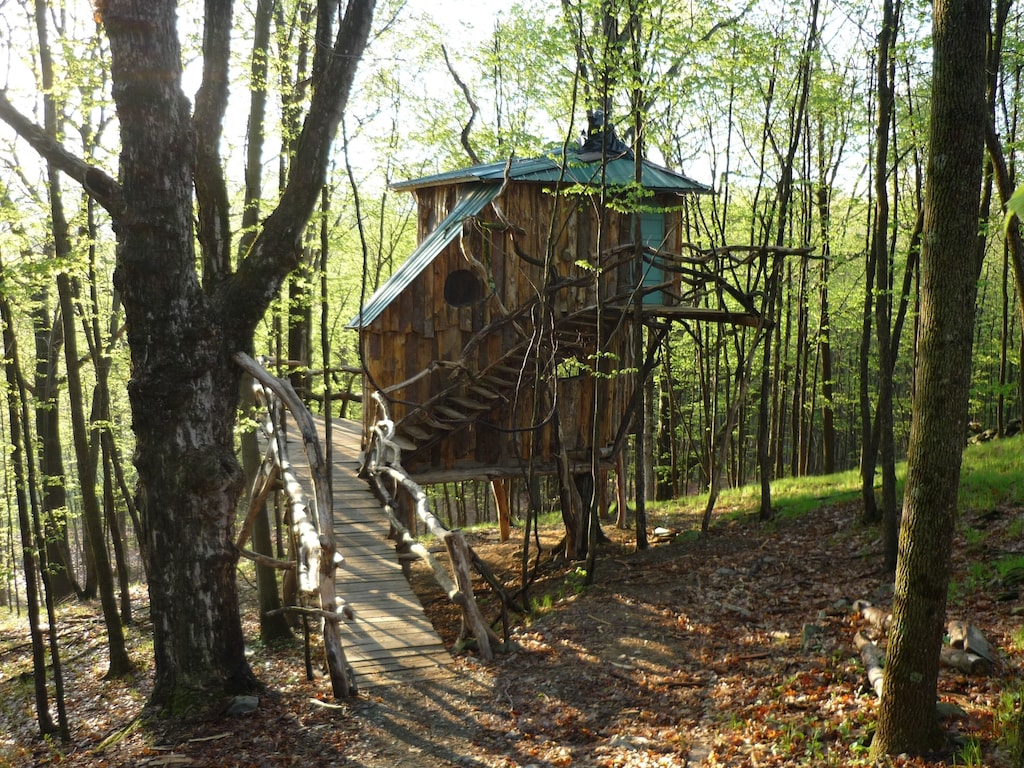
[298, 417, 451, 690]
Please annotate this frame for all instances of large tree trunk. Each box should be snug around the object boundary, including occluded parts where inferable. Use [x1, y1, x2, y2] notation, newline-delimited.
[107, 2, 254, 698]
[101, 0, 374, 711]
[872, 0, 988, 756]
[0, 0, 368, 711]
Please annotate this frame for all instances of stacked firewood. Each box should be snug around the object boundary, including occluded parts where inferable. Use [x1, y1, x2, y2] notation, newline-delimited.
[851, 599, 997, 699]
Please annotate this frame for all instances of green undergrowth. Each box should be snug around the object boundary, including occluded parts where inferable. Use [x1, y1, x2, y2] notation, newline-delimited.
[647, 433, 1024, 530]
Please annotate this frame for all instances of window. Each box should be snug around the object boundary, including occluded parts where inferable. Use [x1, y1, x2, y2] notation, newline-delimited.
[443, 269, 484, 307]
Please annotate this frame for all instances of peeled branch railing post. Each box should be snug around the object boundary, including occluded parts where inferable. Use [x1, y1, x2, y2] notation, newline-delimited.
[234, 352, 355, 698]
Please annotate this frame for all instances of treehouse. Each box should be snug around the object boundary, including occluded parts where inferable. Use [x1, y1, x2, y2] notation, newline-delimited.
[349, 125, 766, 508]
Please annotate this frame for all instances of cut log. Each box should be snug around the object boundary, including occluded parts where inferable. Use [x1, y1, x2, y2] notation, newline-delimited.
[852, 599, 891, 632]
[947, 620, 996, 664]
[939, 645, 990, 675]
[854, 630, 885, 699]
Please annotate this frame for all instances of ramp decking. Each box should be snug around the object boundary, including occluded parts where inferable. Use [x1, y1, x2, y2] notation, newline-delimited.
[296, 417, 451, 690]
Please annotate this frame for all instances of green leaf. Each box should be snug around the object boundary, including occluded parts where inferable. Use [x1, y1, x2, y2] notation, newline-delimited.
[1004, 184, 1024, 236]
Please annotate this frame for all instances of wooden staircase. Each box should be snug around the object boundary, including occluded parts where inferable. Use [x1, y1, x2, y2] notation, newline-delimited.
[383, 246, 770, 461]
[388, 305, 620, 459]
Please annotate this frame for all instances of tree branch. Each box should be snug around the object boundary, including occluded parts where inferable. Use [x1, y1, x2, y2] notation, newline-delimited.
[193, 0, 234, 288]
[441, 45, 481, 165]
[224, 0, 376, 331]
[0, 90, 124, 218]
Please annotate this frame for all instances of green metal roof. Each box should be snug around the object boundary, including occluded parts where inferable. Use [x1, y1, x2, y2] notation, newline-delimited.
[391, 150, 712, 195]
[347, 184, 502, 329]
[349, 152, 710, 330]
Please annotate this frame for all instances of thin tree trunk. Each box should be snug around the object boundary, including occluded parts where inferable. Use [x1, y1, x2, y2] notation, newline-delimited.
[101, 437, 132, 625]
[871, 0, 900, 571]
[872, 0, 988, 754]
[33, 0, 127, 653]
[33, 303, 79, 600]
[1, 282, 60, 738]
[29, 0, 78, 602]
[760, 0, 818, 514]
[57, 271, 134, 677]
[816, 189, 836, 474]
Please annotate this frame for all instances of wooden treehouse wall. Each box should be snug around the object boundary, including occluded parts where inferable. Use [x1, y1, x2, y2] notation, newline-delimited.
[362, 181, 686, 477]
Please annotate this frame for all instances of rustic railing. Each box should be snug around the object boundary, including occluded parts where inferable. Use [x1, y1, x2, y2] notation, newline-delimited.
[362, 392, 517, 660]
[233, 352, 355, 697]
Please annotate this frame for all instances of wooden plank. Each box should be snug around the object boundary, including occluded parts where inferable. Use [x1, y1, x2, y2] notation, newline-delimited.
[349, 648, 452, 664]
[343, 633, 445, 651]
[280, 416, 452, 690]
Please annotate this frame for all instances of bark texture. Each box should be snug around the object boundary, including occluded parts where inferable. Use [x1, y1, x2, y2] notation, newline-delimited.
[95, 0, 375, 711]
[871, 0, 988, 756]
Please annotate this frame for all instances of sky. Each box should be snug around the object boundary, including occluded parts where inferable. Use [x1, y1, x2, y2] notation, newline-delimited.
[402, 0, 509, 36]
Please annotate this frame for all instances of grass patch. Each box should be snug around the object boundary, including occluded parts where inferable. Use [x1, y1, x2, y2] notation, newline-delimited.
[959, 435, 1024, 513]
[647, 467, 867, 526]
[648, 434, 1024, 530]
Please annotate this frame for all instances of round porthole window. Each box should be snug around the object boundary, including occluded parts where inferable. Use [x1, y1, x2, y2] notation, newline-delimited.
[443, 269, 484, 307]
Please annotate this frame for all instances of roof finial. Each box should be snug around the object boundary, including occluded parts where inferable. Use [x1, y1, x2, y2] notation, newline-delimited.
[581, 108, 633, 160]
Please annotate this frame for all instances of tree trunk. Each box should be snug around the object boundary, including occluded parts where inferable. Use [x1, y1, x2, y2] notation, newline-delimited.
[872, 0, 988, 755]
[101, 0, 373, 711]
[58, 268, 134, 677]
[0, 0, 373, 707]
[1, 286, 59, 738]
[33, 303, 79, 600]
[102, 435, 133, 625]
[42, 106, 132, 672]
[871, 0, 899, 571]
[30, 0, 80, 603]
[817, 227, 835, 474]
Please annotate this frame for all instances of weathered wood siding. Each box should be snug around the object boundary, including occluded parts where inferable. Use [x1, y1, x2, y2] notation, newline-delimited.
[362, 180, 685, 476]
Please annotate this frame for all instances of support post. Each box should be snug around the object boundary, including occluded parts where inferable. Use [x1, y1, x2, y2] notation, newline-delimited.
[491, 477, 511, 542]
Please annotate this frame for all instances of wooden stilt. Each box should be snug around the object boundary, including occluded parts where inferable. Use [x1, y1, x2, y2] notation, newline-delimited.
[615, 450, 629, 528]
[491, 477, 511, 541]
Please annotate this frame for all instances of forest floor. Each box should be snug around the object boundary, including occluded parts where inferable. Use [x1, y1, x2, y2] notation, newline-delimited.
[2, 497, 1023, 767]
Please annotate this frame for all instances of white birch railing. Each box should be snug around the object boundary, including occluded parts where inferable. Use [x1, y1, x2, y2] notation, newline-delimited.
[363, 392, 504, 660]
[233, 352, 355, 698]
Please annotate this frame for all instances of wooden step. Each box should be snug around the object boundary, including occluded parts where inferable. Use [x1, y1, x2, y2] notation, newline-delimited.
[421, 413, 457, 431]
[450, 396, 493, 412]
[434, 404, 469, 420]
[467, 383, 503, 400]
[392, 434, 417, 451]
[480, 374, 513, 390]
[490, 363, 527, 378]
[400, 424, 432, 442]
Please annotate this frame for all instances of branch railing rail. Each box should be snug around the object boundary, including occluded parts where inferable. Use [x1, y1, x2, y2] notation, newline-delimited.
[233, 351, 355, 697]
[362, 391, 521, 660]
